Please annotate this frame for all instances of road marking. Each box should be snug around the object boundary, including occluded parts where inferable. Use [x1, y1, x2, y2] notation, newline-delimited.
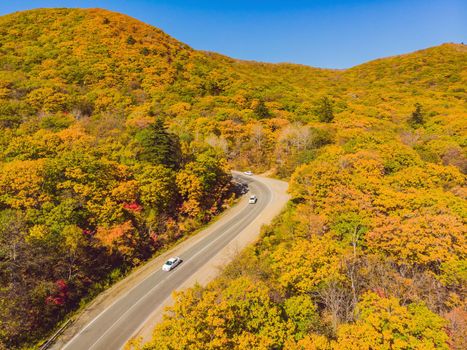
[63, 175, 271, 350]
[87, 191, 269, 349]
[63, 186, 251, 349]
[125, 183, 273, 344]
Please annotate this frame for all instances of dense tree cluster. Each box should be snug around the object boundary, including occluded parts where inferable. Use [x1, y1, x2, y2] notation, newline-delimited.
[0, 8, 465, 349]
[145, 131, 465, 350]
[0, 118, 232, 348]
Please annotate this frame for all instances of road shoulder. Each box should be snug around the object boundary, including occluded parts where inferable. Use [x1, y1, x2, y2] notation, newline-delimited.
[51, 174, 289, 350]
[51, 182, 251, 350]
[129, 174, 289, 346]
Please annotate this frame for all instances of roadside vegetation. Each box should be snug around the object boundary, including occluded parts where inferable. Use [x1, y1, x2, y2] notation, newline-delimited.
[144, 136, 465, 349]
[0, 8, 465, 349]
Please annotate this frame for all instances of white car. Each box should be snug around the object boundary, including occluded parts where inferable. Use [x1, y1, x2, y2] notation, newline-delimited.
[248, 195, 257, 204]
[162, 257, 182, 271]
[244, 171, 253, 176]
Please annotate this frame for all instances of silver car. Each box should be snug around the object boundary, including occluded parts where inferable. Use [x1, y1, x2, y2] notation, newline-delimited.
[162, 257, 182, 271]
[248, 195, 257, 204]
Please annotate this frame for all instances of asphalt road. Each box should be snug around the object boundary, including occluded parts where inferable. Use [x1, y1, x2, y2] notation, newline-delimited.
[62, 174, 273, 350]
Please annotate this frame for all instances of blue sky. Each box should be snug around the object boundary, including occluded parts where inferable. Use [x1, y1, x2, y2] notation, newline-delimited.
[0, 0, 465, 68]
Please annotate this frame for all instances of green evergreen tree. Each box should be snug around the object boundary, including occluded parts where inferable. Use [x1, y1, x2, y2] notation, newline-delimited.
[316, 96, 335, 123]
[135, 119, 181, 169]
[254, 100, 271, 119]
[126, 35, 136, 45]
[409, 103, 425, 127]
[140, 47, 150, 56]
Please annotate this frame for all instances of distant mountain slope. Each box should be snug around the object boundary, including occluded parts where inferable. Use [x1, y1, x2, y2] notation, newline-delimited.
[343, 43, 466, 116]
[0, 8, 465, 350]
[1, 9, 464, 127]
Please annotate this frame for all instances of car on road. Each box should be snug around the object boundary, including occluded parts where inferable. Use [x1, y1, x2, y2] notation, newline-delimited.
[162, 257, 182, 271]
[244, 171, 253, 176]
[248, 195, 257, 204]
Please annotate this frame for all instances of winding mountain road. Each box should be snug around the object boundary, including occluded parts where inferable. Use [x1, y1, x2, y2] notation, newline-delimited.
[54, 173, 289, 350]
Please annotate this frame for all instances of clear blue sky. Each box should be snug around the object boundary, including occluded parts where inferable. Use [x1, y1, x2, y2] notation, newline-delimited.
[0, 0, 465, 68]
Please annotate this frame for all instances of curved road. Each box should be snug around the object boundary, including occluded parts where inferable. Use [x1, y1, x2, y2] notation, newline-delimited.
[58, 173, 288, 350]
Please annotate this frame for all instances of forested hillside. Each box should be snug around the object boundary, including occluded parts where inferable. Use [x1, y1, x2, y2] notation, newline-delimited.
[0, 9, 237, 348]
[0, 8, 465, 349]
[141, 43, 467, 350]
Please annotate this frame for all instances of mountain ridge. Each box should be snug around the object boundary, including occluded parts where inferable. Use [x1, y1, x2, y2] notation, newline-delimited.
[1, 8, 464, 70]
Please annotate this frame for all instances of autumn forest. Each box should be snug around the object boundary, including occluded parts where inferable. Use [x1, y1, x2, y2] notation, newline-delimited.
[0, 8, 465, 350]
